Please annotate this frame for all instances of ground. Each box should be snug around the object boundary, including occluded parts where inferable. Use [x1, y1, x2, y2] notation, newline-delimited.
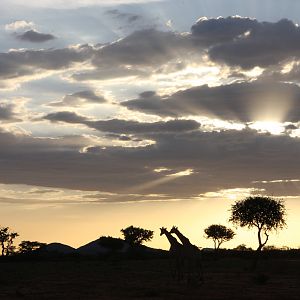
[0, 256, 299, 299]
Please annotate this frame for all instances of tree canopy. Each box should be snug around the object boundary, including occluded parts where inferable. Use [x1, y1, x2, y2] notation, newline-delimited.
[229, 196, 286, 251]
[204, 224, 235, 250]
[121, 225, 154, 246]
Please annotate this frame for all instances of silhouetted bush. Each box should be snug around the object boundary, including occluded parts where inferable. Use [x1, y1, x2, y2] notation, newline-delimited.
[233, 244, 253, 251]
[98, 236, 124, 251]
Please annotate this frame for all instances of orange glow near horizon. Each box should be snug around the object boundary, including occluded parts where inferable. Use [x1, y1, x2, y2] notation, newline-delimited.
[1, 184, 299, 251]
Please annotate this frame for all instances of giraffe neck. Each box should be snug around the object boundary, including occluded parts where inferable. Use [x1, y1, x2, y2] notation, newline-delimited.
[164, 231, 181, 247]
[174, 230, 191, 246]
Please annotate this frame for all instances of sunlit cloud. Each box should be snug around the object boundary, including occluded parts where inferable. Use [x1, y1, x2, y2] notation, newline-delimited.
[166, 168, 194, 177]
[249, 121, 285, 135]
[5, 20, 35, 31]
[198, 188, 265, 201]
[253, 179, 300, 184]
[153, 167, 171, 173]
[195, 117, 246, 132]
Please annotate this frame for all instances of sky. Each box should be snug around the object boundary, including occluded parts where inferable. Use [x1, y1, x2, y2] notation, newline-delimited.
[1, 0, 300, 250]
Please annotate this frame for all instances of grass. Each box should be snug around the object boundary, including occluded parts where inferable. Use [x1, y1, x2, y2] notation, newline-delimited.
[0, 255, 299, 299]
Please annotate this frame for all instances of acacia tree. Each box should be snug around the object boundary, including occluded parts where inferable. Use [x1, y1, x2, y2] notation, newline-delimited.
[0, 227, 19, 256]
[204, 224, 235, 250]
[229, 196, 286, 252]
[121, 225, 154, 246]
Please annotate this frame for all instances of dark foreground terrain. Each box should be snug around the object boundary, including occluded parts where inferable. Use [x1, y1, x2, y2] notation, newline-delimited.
[0, 255, 299, 299]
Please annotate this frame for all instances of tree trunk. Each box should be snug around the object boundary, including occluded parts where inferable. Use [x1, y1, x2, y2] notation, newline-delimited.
[213, 239, 217, 250]
[252, 228, 269, 270]
[1, 241, 4, 256]
[257, 227, 263, 252]
[256, 228, 269, 252]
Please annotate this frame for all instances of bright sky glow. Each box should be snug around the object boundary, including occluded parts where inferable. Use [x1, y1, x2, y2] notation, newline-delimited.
[249, 121, 286, 135]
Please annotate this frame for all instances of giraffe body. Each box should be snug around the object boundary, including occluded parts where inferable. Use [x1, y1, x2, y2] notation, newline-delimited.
[170, 226, 204, 284]
[160, 227, 184, 281]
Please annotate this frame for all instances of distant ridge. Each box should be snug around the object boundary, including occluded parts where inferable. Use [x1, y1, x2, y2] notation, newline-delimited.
[77, 237, 164, 256]
[42, 238, 165, 256]
[77, 237, 130, 255]
[43, 242, 76, 254]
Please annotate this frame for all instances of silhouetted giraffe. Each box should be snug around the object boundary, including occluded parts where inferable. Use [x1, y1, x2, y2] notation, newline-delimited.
[160, 227, 184, 281]
[170, 226, 203, 283]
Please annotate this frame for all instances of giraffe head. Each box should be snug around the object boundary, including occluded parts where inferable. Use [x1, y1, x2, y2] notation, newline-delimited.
[160, 227, 168, 236]
[170, 226, 178, 234]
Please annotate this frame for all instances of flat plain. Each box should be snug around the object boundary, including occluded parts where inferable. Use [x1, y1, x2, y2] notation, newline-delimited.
[0, 255, 299, 300]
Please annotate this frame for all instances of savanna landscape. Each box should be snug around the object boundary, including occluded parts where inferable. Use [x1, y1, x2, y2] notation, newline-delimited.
[1, 0, 300, 299]
[1, 196, 300, 299]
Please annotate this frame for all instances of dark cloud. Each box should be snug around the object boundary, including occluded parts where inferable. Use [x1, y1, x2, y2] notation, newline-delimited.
[72, 29, 195, 81]
[208, 19, 300, 69]
[105, 133, 142, 142]
[44, 111, 88, 124]
[0, 45, 92, 83]
[87, 119, 200, 134]
[122, 81, 300, 122]
[105, 9, 142, 23]
[259, 61, 300, 83]
[48, 90, 107, 107]
[252, 180, 300, 197]
[16, 30, 56, 43]
[285, 124, 299, 130]
[0, 128, 300, 198]
[43, 111, 200, 134]
[0, 103, 21, 122]
[116, 135, 132, 141]
[93, 29, 193, 67]
[191, 16, 258, 45]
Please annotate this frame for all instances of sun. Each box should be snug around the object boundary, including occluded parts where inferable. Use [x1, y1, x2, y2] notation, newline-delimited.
[249, 121, 285, 135]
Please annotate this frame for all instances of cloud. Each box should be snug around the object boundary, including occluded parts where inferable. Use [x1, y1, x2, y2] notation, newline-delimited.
[0, 28, 193, 88]
[73, 29, 195, 81]
[191, 16, 258, 46]
[2, 14, 300, 203]
[48, 90, 107, 107]
[5, 20, 35, 31]
[0, 99, 27, 123]
[44, 111, 88, 124]
[16, 30, 56, 43]
[3, 17, 300, 90]
[0, 103, 21, 122]
[122, 81, 300, 122]
[0, 45, 93, 89]
[43, 111, 201, 134]
[1, 127, 300, 198]
[93, 29, 192, 67]
[208, 19, 300, 69]
[86, 119, 200, 134]
[105, 9, 142, 24]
